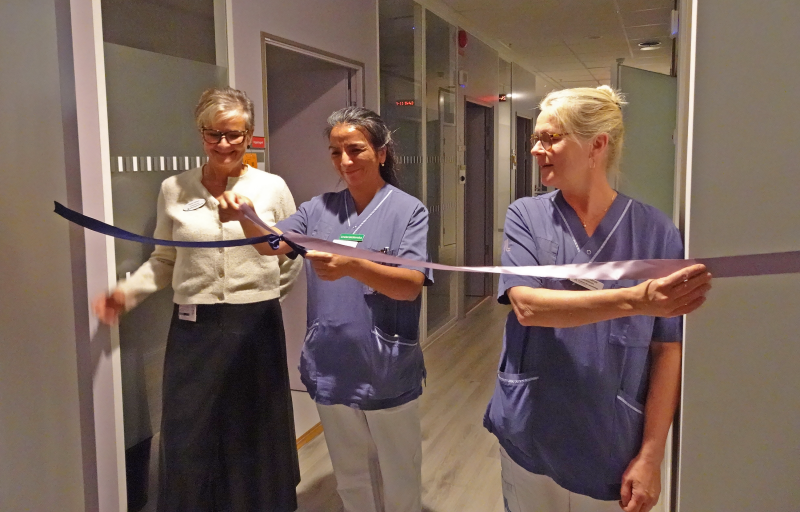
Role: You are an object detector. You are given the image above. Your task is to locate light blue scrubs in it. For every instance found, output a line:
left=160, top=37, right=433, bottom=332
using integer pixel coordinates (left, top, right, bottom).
left=276, top=183, right=433, bottom=410
left=484, top=190, right=683, bottom=501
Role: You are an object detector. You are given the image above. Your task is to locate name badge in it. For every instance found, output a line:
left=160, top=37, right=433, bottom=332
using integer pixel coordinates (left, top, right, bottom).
left=570, top=278, right=604, bottom=291
left=333, top=239, right=359, bottom=248
left=178, top=304, right=197, bottom=322
left=183, top=198, right=206, bottom=211
left=334, top=233, right=364, bottom=248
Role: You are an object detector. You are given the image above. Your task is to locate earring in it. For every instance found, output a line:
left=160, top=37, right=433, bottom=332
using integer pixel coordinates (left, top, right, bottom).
left=380, top=162, right=385, bottom=167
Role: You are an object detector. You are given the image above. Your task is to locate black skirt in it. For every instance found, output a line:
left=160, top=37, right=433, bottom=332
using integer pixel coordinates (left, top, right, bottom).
left=157, top=299, right=299, bottom=512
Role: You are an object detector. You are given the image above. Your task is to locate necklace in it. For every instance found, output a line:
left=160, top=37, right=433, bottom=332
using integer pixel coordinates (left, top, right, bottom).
left=576, top=192, right=617, bottom=228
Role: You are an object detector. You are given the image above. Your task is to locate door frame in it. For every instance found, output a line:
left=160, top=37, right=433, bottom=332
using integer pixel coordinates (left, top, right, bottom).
left=260, top=32, right=365, bottom=172
left=463, top=98, right=495, bottom=310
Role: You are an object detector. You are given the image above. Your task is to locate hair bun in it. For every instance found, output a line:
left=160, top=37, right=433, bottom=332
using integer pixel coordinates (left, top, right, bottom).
left=596, top=85, right=627, bottom=108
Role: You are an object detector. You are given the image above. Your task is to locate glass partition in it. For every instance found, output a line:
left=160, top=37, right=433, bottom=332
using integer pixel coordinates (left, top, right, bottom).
left=424, top=11, right=458, bottom=333
left=101, top=0, right=227, bottom=508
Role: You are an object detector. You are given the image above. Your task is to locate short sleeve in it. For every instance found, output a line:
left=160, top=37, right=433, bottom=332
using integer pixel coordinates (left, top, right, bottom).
left=652, top=224, right=685, bottom=342
left=397, top=203, right=434, bottom=286
left=275, top=198, right=311, bottom=236
left=497, top=202, right=547, bottom=304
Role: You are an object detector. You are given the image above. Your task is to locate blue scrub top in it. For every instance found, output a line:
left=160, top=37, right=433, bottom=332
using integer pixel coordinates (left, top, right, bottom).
left=484, top=190, right=683, bottom=501
left=276, top=183, right=433, bottom=410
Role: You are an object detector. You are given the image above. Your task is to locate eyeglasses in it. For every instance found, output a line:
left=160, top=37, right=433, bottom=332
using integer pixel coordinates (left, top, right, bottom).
left=201, top=128, right=248, bottom=145
left=531, top=132, right=570, bottom=150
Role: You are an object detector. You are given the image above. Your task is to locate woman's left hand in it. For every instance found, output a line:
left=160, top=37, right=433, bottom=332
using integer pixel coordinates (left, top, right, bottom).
left=619, top=454, right=661, bottom=512
left=305, top=250, right=355, bottom=281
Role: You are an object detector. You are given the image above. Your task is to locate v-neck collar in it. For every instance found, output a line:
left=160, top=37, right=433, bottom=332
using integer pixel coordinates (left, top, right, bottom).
left=344, top=183, right=392, bottom=231
left=552, top=190, right=632, bottom=264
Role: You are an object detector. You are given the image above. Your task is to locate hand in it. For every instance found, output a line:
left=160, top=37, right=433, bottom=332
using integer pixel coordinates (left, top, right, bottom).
left=92, top=289, right=126, bottom=325
left=633, top=264, right=712, bottom=317
left=218, top=191, right=254, bottom=223
left=619, top=455, right=661, bottom=512
left=305, top=250, right=355, bottom=281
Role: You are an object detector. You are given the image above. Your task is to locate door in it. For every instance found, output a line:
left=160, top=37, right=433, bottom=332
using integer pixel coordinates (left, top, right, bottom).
left=464, top=101, right=494, bottom=310
left=515, top=115, right=533, bottom=199
left=263, top=38, right=363, bottom=393
left=617, top=65, right=677, bottom=218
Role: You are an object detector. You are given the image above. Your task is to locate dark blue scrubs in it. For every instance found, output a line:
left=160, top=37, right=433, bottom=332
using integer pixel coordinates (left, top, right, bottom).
left=484, top=190, right=683, bottom=501
left=277, top=183, right=433, bottom=411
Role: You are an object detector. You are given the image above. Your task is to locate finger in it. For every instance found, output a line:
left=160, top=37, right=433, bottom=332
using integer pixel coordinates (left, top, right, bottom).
left=668, top=295, right=707, bottom=317
left=671, top=282, right=712, bottom=310
left=623, top=494, right=642, bottom=512
left=665, top=264, right=707, bottom=289
left=620, top=479, right=633, bottom=507
left=217, top=195, right=228, bottom=210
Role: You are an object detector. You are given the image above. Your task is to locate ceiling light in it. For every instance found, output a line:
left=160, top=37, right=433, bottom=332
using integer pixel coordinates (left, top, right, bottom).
left=638, top=41, right=662, bottom=51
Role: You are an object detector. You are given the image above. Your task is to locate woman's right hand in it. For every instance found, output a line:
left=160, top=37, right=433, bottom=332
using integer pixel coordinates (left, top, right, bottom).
left=92, top=289, right=126, bottom=325
left=218, top=191, right=254, bottom=223
left=633, top=264, right=712, bottom=318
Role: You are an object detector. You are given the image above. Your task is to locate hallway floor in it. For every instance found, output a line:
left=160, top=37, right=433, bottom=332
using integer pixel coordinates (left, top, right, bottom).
left=296, top=300, right=510, bottom=512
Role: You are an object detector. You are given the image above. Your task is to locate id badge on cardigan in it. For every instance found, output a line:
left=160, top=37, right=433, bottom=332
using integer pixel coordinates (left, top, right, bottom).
left=178, top=304, right=197, bottom=322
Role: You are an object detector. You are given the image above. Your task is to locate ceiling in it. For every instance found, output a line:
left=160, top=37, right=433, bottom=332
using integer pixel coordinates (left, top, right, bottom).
left=435, top=0, right=675, bottom=95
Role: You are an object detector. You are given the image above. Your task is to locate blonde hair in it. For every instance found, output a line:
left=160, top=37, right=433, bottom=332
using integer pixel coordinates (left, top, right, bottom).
left=539, top=85, right=627, bottom=174
left=194, top=87, right=255, bottom=133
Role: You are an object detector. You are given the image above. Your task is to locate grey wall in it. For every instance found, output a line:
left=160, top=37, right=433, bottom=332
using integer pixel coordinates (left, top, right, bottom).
left=0, top=1, right=86, bottom=510
left=677, top=1, right=800, bottom=510
left=230, top=0, right=379, bottom=136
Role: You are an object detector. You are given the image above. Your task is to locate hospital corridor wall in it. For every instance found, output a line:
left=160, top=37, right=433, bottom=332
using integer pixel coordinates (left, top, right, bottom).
left=676, top=0, right=800, bottom=510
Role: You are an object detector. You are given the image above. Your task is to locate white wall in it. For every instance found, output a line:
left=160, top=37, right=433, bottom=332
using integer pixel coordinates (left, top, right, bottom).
left=230, top=0, right=380, bottom=137
left=678, top=1, right=800, bottom=510
left=0, top=1, right=86, bottom=510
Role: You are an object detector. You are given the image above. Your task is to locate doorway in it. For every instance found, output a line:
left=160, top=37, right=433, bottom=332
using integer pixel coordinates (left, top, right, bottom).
left=262, top=35, right=364, bottom=401
left=515, top=115, right=533, bottom=200
left=464, top=101, right=494, bottom=311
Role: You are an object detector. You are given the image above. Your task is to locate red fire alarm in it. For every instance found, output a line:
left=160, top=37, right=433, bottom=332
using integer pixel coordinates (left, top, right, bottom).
left=458, top=29, right=468, bottom=49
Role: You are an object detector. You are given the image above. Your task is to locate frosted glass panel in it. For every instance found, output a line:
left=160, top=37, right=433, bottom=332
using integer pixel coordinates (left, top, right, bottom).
left=104, top=42, right=227, bottom=447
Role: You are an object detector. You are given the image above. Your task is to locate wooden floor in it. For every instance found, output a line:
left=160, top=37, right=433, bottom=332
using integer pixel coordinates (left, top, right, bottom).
left=296, top=300, right=511, bottom=512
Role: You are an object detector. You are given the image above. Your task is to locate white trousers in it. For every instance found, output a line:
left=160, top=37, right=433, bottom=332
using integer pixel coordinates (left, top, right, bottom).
left=316, top=399, right=422, bottom=512
left=500, top=447, right=621, bottom=512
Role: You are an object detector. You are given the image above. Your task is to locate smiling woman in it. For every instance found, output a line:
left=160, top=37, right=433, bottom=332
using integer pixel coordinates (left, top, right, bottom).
left=219, top=106, right=434, bottom=512
left=92, top=87, right=304, bottom=511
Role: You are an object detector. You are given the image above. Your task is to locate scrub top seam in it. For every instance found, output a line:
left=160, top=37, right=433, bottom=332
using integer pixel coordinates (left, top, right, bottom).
left=589, top=198, right=633, bottom=263
left=551, top=197, right=581, bottom=251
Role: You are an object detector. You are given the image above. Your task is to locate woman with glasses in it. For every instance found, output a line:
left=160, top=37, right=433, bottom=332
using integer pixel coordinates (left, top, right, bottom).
left=219, top=106, right=432, bottom=512
left=484, top=86, right=712, bottom=512
left=93, top=87, right=303, bottom=511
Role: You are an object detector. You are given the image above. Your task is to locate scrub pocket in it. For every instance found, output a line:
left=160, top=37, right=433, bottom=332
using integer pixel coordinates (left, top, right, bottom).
left=368, top=325, right=423, bottom=400
left=607, top=316, right=652, bottom=481
left=609, top=389, right=645, bottom=482
left=487, top=370, right=542, bottom=458
left=298, top=321, right=320, bottom=389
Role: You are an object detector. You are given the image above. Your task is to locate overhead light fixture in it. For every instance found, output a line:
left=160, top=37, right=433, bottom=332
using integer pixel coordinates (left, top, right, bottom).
left=638, top=41, right=662, bottom=51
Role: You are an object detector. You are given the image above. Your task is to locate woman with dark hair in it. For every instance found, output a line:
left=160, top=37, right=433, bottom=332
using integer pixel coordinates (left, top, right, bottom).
left=219, top=106, right=432, bottom=512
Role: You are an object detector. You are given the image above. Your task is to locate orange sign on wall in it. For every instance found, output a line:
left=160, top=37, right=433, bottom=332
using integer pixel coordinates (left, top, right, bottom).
left=243, top=153, right=258, bottom=168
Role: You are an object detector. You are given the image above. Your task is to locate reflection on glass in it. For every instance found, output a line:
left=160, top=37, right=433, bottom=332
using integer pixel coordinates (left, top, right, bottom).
left=425, top=11, right=458, bottom=333
left=379, top=0, right=423, bottom=199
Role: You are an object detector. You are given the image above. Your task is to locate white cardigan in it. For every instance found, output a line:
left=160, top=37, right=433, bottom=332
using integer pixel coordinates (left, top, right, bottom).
left=116, top=166, right=302, bottom=309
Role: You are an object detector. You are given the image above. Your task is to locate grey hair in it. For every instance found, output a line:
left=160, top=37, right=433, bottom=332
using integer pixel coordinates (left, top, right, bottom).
left=325, top=107, right=398, bottom=187
left=539, top=85, right=627, bottom=175
left=194, top=87, right=255, bottom=133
